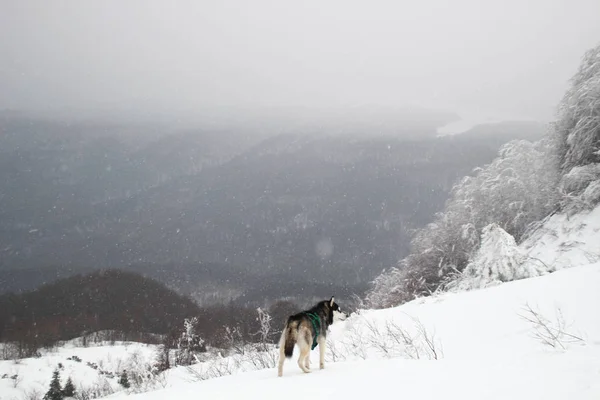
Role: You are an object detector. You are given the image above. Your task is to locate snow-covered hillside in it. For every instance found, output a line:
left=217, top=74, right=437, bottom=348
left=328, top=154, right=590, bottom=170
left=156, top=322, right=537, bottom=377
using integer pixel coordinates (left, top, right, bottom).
left=108, top=262, right=600, bottom=400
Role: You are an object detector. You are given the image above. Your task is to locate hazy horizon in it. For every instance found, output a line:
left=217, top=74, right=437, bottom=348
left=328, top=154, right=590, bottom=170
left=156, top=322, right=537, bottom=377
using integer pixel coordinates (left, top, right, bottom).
left=2, top=0, right=599, bottom=124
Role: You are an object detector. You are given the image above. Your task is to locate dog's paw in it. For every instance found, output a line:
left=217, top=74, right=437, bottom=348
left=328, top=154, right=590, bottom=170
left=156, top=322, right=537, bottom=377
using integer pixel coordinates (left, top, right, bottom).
left=320, top=363, right=325, bottom=370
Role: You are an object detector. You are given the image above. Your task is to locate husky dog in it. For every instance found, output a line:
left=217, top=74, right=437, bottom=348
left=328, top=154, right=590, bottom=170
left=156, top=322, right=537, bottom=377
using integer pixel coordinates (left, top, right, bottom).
left=277, top=296, right=343, bottom=377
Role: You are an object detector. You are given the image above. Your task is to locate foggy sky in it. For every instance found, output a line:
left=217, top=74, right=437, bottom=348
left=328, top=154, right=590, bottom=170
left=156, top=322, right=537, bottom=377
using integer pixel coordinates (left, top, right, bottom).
left=1, top=0, right=599, bottom=122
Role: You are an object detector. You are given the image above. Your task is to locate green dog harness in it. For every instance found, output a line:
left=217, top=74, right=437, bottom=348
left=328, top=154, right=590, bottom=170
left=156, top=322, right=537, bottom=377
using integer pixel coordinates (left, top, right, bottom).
left=305, top=312, right=321, bottom=350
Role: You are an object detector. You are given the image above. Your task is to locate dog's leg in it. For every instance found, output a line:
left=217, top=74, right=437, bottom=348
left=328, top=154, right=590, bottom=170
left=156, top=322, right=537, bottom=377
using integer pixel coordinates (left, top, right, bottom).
left=304, top=353, right=310, bottom=370
left=277, top=343, right=286, bottom=377
left=295, top=329, right=311, bottom=373
left=277, top=329, right=289, bottom=377
left=298, top=345, right=311, bottom=373
left=296, top=333, right=311, bottom=374
left=318, top=336, right=326, bottom=369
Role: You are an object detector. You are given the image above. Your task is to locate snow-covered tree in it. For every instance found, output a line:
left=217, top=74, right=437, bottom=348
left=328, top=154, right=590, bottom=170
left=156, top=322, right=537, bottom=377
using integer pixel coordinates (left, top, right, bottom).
left=366, top=42, right=599, bottom=309
left=446, top=138, right=560, bottom=241
left=175, top=316, right=205, bottom=366
left=557, top=42, right=600, bottom=171
left=365, top=266, right=409, bottom=308
left=447, top=223, right=546, bottom=291
left=43, top=369, right=63, bottom=400
left=154, top=343, right=171, bottom=373
left=255, top=307, right=272, bottom=350
left=560, top=164, right=600, bottom=212
left=366, top=137, right=560, bottom=308
left=555, top=42, right=600, bottom=211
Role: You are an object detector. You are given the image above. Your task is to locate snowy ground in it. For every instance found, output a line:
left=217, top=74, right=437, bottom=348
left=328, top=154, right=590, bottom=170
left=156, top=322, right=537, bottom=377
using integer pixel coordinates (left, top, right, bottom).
left=0, top=341, right=159, bottom=400
left=106, top=349, right=600, bottom=400
left=101, top=263, right=600, bottom=400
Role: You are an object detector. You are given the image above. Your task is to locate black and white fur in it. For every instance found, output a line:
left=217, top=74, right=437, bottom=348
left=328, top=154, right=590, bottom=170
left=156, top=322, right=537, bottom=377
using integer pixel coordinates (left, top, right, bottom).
left=277, top=296, right=343, bottom=377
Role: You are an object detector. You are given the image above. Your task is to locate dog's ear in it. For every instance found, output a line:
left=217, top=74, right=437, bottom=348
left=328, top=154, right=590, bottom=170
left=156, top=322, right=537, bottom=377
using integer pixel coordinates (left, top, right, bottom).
left=330, top=296, right=335, bottom=307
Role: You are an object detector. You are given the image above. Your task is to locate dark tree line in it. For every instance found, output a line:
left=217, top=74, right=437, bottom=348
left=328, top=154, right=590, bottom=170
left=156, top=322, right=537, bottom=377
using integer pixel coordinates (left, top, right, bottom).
left=0, top=269, right=200, bottom=352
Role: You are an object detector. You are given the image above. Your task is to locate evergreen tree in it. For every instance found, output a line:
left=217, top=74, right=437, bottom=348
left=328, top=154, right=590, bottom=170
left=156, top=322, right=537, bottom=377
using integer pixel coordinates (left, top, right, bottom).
left=43, top=369, right=64, bottom=400
left=62, top=377, right=76, bottom=398
left=118, top=370, right=130, bottom=389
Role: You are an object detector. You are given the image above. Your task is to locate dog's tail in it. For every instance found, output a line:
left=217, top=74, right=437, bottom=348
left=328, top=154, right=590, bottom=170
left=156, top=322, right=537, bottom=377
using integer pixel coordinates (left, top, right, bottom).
left=279, top=317, right=296, bottom=358
left=283, top=322, right=295, bottom=358
left=278, top=319, right=295, bottom=377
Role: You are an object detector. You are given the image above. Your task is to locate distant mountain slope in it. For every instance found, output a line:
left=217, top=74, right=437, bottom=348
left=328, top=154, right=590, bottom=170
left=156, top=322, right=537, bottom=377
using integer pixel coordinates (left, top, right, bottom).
left=0, top=113, right=547, bottom=301
left=43, top=130, right=540, bottom=280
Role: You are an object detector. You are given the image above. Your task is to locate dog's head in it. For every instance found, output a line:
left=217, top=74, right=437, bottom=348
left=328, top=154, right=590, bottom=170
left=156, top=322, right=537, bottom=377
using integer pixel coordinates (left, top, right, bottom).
left=325, top=296, right=348, bottom=324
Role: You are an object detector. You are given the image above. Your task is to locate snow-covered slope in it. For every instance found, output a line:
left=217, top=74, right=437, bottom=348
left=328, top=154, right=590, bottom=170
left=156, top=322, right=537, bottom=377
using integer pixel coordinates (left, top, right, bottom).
left=101, top=262, right=600, bottom=400
left=521, top=203, right=600, bottom=271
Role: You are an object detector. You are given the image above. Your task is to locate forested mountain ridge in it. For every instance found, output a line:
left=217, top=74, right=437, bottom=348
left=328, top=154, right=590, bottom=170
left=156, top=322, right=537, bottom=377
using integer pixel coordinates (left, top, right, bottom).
left=0, top=269, right=202, bottom=348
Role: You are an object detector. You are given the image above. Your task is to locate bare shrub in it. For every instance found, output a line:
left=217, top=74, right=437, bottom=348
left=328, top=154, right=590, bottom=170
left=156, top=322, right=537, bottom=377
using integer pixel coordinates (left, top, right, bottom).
left=347, top=315, right=443, bottom=361
left=224, top=326, right=247, bottom=356
left=24, top=388, right=43, bottom=400
left=325, top=337, right=347, bottom=363
left=518, top=302, right=585, bottom=349
left=119, top=349, right=170, bottom=394
left=342, top=323, right=369, bottom=360
left=412, top=317, right=443, bottom=360
left=10, top=370, right=22, bottom=388
left=245, top=345, right=278, bottom=370
left=75, top=377, right=115, bottom=400
left=183, top=364, right=205, bottom=382
left=364, top=319, right=396, bottom=357
left=192, top=357, right=236, bottom=381
left=127, top=369, right=170, bottom=394
left=182, top=352, right=240, bottom=382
